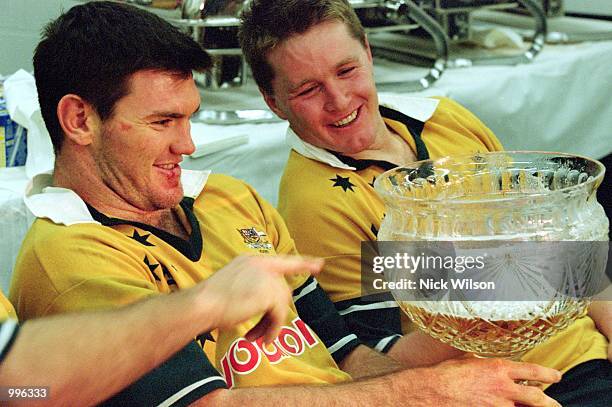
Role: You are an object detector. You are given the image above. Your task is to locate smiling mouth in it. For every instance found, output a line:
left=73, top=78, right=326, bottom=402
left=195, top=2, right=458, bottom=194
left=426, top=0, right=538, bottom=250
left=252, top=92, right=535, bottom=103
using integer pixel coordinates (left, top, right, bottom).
left=155, top=163, right=179, bottom=170
left=332, top=108, right=359, bottom=128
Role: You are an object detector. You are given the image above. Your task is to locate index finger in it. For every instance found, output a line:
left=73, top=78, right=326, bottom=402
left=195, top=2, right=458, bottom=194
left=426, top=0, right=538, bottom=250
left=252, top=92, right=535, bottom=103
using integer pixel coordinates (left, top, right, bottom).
left=249, top=255, right=324, bottom=276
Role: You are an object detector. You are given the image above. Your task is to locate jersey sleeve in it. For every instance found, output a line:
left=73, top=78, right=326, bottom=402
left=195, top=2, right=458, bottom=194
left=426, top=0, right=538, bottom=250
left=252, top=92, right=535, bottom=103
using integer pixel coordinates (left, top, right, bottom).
left=100, top=341, right=227, bottom=407
left=292, top=276, right=363, bottom=363
left=0, top=320, right=20, bottom=363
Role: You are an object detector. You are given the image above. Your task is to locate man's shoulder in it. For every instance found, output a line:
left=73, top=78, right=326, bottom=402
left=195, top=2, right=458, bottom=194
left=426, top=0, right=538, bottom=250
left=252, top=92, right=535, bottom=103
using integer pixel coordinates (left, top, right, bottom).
left=425, top=96, right=502, bottom=152
left=428, top=96, right=478, bottom=122
left=281, top=150, right=343, bottom=190
left=11, top=219, right=120, bottom=319
left=26, top=217, right=96, bottom=239
left=19, top=217, right=113, bottom=257
left=279, top=152, right=370, bottom=219
left=201, top=173, right=252, bottom=195
left=285, top=149, right=336, bottom=170
left=196, top=173, right=273, bottom=215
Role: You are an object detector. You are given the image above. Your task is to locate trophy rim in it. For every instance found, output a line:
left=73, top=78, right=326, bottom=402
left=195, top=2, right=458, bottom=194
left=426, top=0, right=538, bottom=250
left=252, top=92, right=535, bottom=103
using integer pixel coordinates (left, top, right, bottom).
left=373, top=150, right=606, bottom=205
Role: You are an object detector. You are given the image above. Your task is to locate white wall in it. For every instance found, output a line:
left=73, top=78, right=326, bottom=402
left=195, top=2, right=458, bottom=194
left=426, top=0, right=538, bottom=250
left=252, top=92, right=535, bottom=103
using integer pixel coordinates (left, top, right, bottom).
left=565, top=0, right=612, bottom=15
left=0, top=0, right=81, bottom=76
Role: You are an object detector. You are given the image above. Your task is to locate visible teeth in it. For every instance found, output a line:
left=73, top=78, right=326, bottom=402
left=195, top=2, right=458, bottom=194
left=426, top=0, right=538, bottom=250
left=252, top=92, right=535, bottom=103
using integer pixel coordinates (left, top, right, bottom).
left=157, top=164, right=175, bottom=170
left=333, top=109, right=358, bottom=127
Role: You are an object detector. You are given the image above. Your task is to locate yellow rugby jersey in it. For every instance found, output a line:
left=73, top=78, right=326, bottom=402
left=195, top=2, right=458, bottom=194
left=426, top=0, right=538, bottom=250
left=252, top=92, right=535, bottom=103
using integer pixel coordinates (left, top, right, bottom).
left=11, top=170, right=353, bottom=403
left=278, top=96, right=608, bottom=377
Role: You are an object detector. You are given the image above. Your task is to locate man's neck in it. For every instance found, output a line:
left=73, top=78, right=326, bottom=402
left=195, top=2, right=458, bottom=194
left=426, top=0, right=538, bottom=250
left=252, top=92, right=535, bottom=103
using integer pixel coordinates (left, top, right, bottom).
left=53, top=153, right=189, bottom=238
left=347, top=125, right=416, bottom=165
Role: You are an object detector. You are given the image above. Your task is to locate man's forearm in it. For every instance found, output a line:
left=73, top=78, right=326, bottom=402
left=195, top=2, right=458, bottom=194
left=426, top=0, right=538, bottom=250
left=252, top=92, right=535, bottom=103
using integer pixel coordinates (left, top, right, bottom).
left=194, top=357, right=563, bottom=407
left=190, top=345, right=413, bottom=406
left=196, top=367, right=430, bottom=407
left=0, top=289, right=207, bottom=406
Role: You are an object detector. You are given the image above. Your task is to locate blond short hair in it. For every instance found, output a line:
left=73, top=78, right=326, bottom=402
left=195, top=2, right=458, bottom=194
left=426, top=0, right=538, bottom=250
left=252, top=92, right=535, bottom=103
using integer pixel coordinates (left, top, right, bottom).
left=239, top=0, right=366, bottom=95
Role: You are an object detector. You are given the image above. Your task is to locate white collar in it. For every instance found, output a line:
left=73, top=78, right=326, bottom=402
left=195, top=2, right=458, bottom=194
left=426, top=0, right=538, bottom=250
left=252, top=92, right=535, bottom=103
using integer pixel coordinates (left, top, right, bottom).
left=285, top=95, right=440, bottom=170
left=24, top=169, right=211, bottom=226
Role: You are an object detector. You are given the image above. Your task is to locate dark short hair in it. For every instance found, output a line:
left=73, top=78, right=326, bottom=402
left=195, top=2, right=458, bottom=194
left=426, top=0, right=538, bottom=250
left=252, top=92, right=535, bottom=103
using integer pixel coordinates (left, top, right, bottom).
left=239, top=0, right=366, bottom=95
left=34, top=1, right=212, bottom=153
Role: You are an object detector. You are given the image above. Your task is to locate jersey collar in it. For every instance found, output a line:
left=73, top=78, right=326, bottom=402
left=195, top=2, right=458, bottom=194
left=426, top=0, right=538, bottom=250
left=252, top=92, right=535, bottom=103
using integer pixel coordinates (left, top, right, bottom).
left=24, top=169, right=211, bottom=226
left=285, top=95, right=439, bottom=170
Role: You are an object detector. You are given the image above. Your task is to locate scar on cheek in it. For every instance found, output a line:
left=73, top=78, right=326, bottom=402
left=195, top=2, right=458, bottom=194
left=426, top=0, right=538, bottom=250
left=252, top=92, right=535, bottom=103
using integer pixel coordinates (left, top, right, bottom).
left=119, top=122, right=133, bottom=132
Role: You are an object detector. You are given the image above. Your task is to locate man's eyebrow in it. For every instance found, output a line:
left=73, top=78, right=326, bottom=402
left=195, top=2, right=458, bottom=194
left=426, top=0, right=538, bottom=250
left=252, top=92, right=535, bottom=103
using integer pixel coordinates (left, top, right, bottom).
left=336, top=56, right=358, bottom=68
left=147, top=111, right=184, bottom=119
left=146, top=105, right=201, bottom=119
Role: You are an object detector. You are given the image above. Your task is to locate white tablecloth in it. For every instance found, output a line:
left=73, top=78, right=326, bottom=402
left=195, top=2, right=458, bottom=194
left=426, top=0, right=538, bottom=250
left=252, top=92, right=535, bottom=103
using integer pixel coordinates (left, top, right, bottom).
left=0, top=167, right=33, bottom=293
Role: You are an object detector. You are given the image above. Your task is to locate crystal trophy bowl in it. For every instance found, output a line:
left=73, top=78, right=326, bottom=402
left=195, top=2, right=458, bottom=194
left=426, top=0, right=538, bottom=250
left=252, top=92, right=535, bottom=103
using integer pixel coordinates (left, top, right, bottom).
left=373, top=151, right=609, bottom=359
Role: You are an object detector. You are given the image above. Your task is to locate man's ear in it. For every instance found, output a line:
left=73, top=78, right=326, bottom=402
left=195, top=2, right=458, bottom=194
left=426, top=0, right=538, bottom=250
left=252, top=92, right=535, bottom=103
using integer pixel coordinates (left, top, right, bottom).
left=56, top=94, right=100, bottom=146
left=260, top=88, right=288, bottom=121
